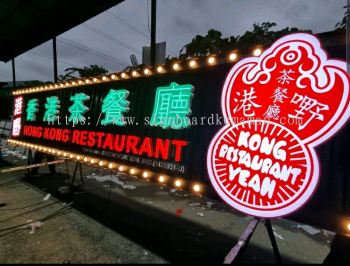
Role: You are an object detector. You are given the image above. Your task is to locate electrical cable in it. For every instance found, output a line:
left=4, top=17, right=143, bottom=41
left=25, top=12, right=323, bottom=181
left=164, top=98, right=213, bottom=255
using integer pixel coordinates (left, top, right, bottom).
left=0, top=200, right=60, bottom=223
left=82, top=23, right=142, bottom=55
left=28, top=52, right=79, bottom=67
left=0, top=203, right=73, bottom=234
left=106, top=10, right=150, bottom=40
left=58, top=38, right=129, bottom=67
left=0, top=201, right=44, bottom=211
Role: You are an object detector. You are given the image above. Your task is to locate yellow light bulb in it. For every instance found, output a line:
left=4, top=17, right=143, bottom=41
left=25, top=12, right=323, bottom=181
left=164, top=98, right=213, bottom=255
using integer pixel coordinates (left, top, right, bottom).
left=173, top=63, right=179, bottom=70
left=108, top=163, right=114, bottom=169
left=253, top=48, right=262, bottom=56
left=189, top=60, right=196, bottom=68
left=121, top=73, right=126, bottom=78
left=144, top=68, right=150, bottom=75
left=102, top=76, right=108, bottom=81
left=143, top=171, right=149, bottom=178
left=158, top=175, right=165, bottom=183
left=229, top=53, right=237, bottom=61
left=132, top=71, right=137, bottom=77
left=111, top=74, right=117, bottom=80
left=157, top=66, right=164, bottom=73
left=208, top=56, right=216, bottom=65
left=99, top=161, right=104, bottom=167
left=175, top=180, right=182, bottom=187
left=193, top=184, right=201, bottom=193
left=119, top=165, right=124, bottom=171
left=130, top=168, right=136, bottom=175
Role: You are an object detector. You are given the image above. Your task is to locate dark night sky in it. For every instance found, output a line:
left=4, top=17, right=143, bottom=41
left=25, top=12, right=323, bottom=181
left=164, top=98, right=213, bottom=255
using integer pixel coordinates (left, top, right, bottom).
left=0, top=0, right=346, bottom=82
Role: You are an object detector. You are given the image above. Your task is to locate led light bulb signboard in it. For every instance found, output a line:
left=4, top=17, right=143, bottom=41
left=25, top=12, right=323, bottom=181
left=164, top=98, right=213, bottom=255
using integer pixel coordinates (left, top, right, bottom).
left=9, top=33, right=350, bottom=220
left=207, top=33, right=350, bottom=218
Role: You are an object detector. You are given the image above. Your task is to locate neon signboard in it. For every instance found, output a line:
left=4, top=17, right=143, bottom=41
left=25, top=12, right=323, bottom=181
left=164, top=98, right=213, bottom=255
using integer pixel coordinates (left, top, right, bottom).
left=207, top=33, right=350, bottom=218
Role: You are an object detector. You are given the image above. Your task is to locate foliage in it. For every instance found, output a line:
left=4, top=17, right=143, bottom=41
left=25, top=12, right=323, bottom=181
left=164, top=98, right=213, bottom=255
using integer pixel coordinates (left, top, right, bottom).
left=58, top=64, right=108, bottom=81
left=335, top=5, right=348, bottom=30
left=176, top=22, right=311, bottom=60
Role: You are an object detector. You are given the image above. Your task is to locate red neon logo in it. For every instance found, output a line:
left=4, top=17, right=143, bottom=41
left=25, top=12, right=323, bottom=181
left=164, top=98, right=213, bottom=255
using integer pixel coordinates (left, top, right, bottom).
left=207, top=33, right=350, bottom=218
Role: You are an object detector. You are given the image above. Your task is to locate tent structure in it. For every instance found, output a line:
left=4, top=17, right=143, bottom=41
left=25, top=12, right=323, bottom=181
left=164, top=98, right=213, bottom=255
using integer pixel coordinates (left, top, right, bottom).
left=0, top=0, right=125, bottom=86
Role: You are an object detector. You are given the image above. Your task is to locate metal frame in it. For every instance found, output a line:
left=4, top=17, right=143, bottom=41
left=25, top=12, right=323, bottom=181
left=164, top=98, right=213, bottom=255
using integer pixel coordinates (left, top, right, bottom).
left=224, top=218, right=281, bottom=264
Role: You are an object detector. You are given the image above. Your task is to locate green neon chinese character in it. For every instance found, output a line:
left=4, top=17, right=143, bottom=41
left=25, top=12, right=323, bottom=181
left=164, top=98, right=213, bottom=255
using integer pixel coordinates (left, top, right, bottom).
left=68, top=93, right=90, bottom=124
left=150, top=82, right=194, bottom=129
left=101, top=89, right=130, bottom=126
left=26, top=98, right=39, bottom=121
left=43, top=96, right=60, bottom=122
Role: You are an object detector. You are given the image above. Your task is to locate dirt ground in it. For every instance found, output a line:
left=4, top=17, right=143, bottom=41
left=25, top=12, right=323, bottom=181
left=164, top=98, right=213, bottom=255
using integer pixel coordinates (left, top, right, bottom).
left=0, top=144, right=337, bottom=263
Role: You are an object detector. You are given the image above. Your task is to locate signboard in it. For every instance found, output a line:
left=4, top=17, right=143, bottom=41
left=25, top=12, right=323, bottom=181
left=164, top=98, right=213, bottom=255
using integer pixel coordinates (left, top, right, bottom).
left=9, top=32, right=350, bottom=221
left=10, top=62, right=233, bottom=185
left=207, top=33, right=350, bottom=218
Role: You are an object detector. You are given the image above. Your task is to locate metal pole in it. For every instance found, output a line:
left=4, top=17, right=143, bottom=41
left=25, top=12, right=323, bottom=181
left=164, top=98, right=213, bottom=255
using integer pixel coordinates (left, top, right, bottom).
left=53, top=37, right=58, bottom=82
left=224, top=218, right=260, bottom=264
left=11, top=58, right=16, bottom=89
left=264, top=219, right=282, bottom=263
left=150, top=0, right=157, bottom=66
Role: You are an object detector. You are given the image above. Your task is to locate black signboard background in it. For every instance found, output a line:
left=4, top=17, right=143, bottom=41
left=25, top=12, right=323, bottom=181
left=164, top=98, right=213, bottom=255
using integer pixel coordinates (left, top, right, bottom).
left=18, top=64, right=231, bottom=184
left=15, top=57, right=350, bottom=228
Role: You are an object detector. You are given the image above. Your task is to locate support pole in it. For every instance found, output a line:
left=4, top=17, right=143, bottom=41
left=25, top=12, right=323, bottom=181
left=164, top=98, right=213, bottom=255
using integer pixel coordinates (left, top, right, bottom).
left=53, top=37, right=58, bottom=82
left=11, top=58, right=16, bottom=89
left=263, top=219, right=282, bottom=263
left=223, top=218, right=282, bottom=264
left=224, top=218, right=259, bottom=264
left=150, top=0, right=157, bottom=66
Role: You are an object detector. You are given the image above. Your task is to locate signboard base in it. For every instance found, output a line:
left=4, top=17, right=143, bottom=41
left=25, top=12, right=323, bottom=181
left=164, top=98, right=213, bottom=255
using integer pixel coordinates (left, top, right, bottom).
left=223, top=218, right=281, bottom=264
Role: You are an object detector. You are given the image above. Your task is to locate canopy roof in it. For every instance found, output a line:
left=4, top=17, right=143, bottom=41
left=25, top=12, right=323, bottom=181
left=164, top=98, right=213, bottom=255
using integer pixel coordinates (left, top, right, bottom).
left=0, top=0, right=124, bottom=62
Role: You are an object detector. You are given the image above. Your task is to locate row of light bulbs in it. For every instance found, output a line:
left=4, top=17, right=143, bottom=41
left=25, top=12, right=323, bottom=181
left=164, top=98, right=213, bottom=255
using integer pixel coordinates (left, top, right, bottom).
left=12, top=48, right=263, bottom=96
left=7, top=139, right=203, bottom=194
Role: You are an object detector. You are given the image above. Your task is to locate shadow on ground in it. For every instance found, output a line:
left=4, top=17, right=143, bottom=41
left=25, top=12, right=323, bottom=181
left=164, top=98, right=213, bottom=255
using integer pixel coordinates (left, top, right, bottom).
left=19, top=171, right=301, bottom=264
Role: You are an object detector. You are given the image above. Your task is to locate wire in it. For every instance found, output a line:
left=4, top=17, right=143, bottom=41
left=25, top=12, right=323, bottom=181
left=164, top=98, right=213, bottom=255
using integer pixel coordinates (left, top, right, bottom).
left=0, top=203, right=73, bottom=234
left=0, top=201, right=60, bottom=224
left=58, top=38, right=129, bottom=68
left=0, top=201, right=43, bottom=211
left=106, top=11, right=150, bottom=40
left=82, top=23, right=141, bottom=55
left=146, top=0, right=151, bottom=38
left=28, top=52, right=79, bottom=68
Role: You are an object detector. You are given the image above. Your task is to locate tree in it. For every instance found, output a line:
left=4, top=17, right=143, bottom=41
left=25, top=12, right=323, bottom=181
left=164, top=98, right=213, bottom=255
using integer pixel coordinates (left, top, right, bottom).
left=335, top=5, right=348, bottom=30
left=58, top=64, right=108, bottom=81
left=177, top=22, right=311, bottom=60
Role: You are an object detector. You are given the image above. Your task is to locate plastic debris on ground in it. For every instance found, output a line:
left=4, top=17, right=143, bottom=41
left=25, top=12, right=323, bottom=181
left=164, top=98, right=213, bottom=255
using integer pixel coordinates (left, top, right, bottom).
left=272, top=226, right=285, bottom=240
left=58, top=186, right=70, bottom=194
left=273, top=231, right=284, bottom=240
left=42, top=193, right=51, bottom=201
left=175, top=208, right=183, bottom=217
left=197, top=213, right=204, bottom=217
left=22, top=220, right=44, bottom=234
left=297, top=225, right=321, bottom=235
left=188, top=203, right=201, bottom=207
left=206, top=202, right=214, bottom=208
left=85, top=174, right=136, bottom=190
